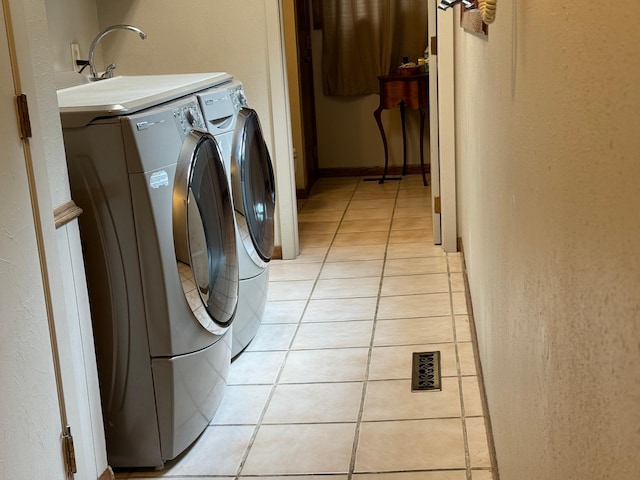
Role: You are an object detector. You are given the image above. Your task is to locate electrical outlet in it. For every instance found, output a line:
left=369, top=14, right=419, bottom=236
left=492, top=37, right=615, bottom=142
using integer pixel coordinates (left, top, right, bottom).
left=71, top=43, right=81, bottom=73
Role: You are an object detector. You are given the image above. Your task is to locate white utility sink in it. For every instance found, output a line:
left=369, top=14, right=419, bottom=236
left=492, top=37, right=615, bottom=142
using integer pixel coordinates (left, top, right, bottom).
left=57, top=72, right=232, bottom=127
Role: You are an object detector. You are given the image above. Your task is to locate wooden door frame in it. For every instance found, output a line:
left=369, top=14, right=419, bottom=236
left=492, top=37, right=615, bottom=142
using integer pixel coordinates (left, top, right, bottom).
left=267, top=0, right=300, bottom=259
left=294, top=0, right=319, bottom=197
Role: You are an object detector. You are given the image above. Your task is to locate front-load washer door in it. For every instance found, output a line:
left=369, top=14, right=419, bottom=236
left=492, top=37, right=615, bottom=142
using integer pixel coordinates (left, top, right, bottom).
left=231, top=107, right=276, bottom=268
left=173, top=130, right=238, bottom=332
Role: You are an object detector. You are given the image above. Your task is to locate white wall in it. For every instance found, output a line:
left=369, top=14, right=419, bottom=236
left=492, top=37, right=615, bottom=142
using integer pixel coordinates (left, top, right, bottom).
left=454, top=2, right=640, bottom=479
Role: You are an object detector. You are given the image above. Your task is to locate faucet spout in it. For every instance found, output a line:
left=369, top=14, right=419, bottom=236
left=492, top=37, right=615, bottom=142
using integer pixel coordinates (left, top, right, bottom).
left=88, top=24, right=147, bottom=79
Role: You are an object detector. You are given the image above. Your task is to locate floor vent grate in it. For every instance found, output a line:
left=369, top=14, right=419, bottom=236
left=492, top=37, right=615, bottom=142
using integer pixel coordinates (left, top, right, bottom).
left=411, top=351, right=442, bottom=392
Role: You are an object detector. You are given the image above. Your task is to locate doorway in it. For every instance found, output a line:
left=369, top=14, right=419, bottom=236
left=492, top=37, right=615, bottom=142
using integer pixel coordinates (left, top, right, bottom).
left=284, top=0, right=457, bottom=251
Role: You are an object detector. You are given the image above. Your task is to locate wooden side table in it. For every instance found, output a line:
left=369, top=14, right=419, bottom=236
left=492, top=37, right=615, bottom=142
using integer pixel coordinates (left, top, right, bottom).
left=373, top=73, right=429, bottom=185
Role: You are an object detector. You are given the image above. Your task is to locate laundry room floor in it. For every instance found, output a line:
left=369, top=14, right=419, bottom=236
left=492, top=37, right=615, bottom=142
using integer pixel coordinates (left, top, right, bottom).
left=116, top=174, right=495, bottom=480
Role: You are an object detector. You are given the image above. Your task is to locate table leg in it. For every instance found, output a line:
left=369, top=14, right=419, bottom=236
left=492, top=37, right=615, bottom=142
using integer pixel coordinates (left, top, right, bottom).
left=374, top=105, right=390, bottom=184
left=400, top=101, right=407, bottom=176
left=419, top=108, right=428, bottom=186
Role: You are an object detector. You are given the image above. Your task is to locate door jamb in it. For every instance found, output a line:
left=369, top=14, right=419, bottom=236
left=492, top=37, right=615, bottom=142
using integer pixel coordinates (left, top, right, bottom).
left=267, top=0, right=300, bottom=260
left=437, top=7, right=458, bottom=252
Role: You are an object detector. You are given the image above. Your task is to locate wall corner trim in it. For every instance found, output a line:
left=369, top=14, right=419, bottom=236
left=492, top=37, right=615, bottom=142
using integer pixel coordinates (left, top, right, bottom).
left=98, top=466, right=115, bottom=480
left=53, top=200, right=82, bottom=229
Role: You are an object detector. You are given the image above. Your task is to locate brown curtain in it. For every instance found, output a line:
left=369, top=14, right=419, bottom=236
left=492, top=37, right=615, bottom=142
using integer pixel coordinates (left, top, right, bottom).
left=322, top=0, right=428, bottom=96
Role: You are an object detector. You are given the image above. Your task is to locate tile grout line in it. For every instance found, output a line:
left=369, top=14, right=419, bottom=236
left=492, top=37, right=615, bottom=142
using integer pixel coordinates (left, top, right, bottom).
left=347, top=178, right=401, bottom=480
left=233, top=179, right=360, bottom=478
left=449, top=254, right=473, bottom=480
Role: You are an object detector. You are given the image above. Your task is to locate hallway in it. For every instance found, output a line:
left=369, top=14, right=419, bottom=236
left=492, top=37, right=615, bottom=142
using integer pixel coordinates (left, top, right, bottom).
left=116, top=175, right=495, bottom=479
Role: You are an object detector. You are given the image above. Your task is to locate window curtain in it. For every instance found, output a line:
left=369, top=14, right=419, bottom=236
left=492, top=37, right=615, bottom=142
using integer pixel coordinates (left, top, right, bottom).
left=322, top=0, right=429, bottom=96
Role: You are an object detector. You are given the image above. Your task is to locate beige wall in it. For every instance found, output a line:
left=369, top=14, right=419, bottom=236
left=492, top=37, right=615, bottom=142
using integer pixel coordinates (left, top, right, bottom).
left=44, top=0, right=99, bottom=75
left=454, top=2, right=640, bottom=479
left=94, top=0, right=271, bottom=132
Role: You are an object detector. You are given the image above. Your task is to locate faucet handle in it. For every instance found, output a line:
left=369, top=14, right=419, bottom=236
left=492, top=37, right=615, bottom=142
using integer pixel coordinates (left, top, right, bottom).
left=101, top=63, right=117, bottom=79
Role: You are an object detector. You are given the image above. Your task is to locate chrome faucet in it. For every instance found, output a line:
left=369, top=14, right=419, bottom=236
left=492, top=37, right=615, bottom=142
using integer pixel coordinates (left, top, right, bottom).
left=88, top=24, right=147, bottom=80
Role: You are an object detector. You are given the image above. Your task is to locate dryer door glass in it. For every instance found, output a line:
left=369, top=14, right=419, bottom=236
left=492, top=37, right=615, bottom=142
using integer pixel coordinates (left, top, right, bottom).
left=234, top=108, right=276, bottom=263
left=174, top=132, right=238, bottom=331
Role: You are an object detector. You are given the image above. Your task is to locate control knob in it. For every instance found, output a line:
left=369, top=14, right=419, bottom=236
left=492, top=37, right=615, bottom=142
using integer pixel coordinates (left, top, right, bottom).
left=185, top=107, right=197, bottom=126
left=237, top=90, right=248, bottom=107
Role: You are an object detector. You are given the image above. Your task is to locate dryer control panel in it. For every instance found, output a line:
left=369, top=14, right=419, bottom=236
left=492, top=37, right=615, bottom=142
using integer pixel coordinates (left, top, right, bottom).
left=229, top=84, right=248, bottom=111
left=173, top=100, right=205, bottom=135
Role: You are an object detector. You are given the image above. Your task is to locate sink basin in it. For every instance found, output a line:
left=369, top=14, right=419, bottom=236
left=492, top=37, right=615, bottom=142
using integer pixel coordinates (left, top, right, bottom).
left=57, top=72, right=232, bottom=127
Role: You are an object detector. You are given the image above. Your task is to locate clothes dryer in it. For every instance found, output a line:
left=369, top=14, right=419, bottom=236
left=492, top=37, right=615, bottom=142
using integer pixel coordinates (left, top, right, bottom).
left=58, top=74, right=237, bottom=468
left=197, top=82, right=276, bottom=357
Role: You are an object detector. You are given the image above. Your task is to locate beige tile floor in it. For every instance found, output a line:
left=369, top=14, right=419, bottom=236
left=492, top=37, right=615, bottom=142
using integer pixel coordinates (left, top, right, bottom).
left=117, top=175, right=495, bottom=480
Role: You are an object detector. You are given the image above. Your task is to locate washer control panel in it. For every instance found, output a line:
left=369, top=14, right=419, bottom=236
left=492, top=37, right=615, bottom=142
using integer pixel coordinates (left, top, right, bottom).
left=173, top=100, right=205, bottom=135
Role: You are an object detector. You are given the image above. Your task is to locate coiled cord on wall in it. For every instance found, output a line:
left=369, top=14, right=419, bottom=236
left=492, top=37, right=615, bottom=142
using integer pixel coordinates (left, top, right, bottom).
left=479, top=0, right=497, bottom=24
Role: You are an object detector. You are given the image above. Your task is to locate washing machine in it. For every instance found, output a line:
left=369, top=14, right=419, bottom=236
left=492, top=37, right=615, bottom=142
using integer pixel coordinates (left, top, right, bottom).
left=197, top=81, right=276, bottom=357
left=58, top=73, right=238, bottom=468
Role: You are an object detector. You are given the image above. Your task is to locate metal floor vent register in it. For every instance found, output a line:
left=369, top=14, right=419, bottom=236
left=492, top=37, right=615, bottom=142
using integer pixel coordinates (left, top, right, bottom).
left=411, top=351, right=442, bottom=391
